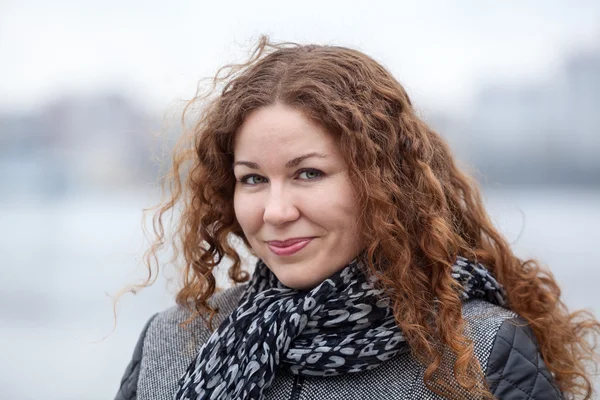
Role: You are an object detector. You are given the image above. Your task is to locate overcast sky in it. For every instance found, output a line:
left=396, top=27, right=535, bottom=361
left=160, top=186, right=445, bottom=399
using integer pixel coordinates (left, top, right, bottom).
left=1, top=0, right=599, bottom=116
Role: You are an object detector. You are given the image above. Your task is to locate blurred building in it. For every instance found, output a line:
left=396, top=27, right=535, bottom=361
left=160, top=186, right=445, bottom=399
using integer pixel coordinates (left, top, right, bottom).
left=1, top=44, right=599, bottom=202
left=462, top=44, right=600, bottom=185
left=0, top=93, right=161, bottom=201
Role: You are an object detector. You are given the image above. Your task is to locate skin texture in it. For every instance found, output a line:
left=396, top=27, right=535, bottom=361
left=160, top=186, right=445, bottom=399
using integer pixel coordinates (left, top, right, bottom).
left=233, top=103, right=363, bottom=290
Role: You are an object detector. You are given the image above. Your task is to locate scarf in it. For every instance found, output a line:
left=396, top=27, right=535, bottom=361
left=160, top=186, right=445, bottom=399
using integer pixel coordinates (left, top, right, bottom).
left=175, top=256, right=506, bottom=400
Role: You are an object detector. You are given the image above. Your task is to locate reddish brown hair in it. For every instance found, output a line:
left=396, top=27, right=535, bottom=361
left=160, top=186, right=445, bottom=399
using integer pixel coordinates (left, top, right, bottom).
left=133, top=36, right=599, bottom=399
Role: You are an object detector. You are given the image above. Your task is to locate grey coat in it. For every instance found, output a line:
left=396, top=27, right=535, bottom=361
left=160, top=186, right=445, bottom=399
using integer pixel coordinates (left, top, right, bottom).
left=115, top=284, right=563, bottom=400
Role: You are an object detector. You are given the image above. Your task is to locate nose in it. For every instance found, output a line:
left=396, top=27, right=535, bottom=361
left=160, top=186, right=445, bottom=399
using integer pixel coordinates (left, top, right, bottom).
left=263, top=185, right=300, bottom=226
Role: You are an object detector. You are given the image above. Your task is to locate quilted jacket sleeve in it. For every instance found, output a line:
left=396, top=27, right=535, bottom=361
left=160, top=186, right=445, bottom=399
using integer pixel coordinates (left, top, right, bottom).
left=486, top=318, right=563, bottom=399
left=114, top=314, right=158, bottom=400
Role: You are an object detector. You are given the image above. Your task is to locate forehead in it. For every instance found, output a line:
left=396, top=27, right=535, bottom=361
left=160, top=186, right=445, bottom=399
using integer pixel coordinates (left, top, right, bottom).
left=233, top=104, right=340, bottom=163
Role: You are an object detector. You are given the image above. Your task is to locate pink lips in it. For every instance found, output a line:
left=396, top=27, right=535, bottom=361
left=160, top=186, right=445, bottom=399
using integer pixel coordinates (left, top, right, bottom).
left=267, top=237, right=313, bottom=256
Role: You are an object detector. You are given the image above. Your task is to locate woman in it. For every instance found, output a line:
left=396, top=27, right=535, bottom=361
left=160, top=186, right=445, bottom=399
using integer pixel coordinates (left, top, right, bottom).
left=115, top=36, right=599, bottom=399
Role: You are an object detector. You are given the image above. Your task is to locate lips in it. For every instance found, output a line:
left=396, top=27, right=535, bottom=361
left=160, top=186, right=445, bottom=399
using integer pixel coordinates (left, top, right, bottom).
left=267, top=237, right=312, bottom=247
left=267, top=237, right=313, bottom=256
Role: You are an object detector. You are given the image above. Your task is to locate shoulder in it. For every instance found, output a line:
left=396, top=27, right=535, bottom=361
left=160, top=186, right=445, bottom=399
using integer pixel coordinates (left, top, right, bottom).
left=144, top=282, right=248, bottom=355
left=461, top=300, right=563, bottom=399
left=150, top=283, right=247, bottom=333
left=486, top=315, right=564, bottom=399
left=114, top=313, right=157, bottom=400
left=114, top=284, right=247, bottom=400
left=460, top=299, right=517, bottom=370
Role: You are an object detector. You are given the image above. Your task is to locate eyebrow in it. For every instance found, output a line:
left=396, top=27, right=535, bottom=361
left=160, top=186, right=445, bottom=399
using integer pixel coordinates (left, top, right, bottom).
left=233, top=152, right=329, bottom=169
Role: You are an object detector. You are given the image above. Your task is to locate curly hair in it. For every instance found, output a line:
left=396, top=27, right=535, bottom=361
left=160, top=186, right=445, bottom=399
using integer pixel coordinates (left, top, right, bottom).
left=132, top=36, right=600, bottom=399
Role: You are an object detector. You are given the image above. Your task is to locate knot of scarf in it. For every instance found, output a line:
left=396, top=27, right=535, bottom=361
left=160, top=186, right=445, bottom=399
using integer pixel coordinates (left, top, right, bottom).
left=175, top=256, right=506, bottom=400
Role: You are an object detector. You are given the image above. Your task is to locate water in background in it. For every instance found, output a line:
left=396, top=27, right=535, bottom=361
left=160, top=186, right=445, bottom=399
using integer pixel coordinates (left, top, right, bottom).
left=0, top=187, right=598, bottom=399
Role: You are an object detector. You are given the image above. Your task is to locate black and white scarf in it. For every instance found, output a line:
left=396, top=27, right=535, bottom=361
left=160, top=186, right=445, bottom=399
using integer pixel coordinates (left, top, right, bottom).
left=175, top=256, right=506, bottom=400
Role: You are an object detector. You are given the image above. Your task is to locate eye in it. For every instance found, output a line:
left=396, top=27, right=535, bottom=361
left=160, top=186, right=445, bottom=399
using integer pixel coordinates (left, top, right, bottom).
left=297, top=169, right=323, bottom=180
left=240, top=174, right=268, bottom=185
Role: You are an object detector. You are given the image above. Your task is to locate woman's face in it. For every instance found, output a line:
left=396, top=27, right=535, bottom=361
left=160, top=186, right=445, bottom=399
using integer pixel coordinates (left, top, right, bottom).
left=233, top=103, right=363, bottom=290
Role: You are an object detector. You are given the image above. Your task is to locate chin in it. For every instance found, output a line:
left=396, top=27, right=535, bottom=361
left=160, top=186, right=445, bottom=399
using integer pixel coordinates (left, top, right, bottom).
left=276, top=275, right=308, bottom=290
left=273, top=269, right=318, bottom=291
left=261, top=252, right=327, bottom=290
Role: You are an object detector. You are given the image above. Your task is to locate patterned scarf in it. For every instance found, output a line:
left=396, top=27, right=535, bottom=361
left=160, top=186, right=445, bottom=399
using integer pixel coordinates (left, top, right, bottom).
left=175, top=256, right=506, bottom=400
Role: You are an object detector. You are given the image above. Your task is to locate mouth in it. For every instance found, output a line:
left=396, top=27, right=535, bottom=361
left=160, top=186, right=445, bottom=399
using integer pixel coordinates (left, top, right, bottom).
left=267, top=237, right=314, bottom=256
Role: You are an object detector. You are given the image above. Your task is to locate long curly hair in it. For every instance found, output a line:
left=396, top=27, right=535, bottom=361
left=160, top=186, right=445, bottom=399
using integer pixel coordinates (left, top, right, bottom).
left=135, top=36, right=599, bottom=399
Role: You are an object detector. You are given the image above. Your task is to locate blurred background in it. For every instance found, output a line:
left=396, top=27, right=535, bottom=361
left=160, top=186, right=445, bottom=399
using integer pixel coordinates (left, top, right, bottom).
left=1, top=0, right=599, bottom=398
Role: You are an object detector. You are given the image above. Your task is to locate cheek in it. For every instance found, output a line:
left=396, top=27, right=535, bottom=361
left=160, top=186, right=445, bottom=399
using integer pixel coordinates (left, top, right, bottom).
left=234, top=191, right=262, bottom=234
left=332, top=199, right=361, bottom=233
left=307, top=180, right=360, bottom=231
